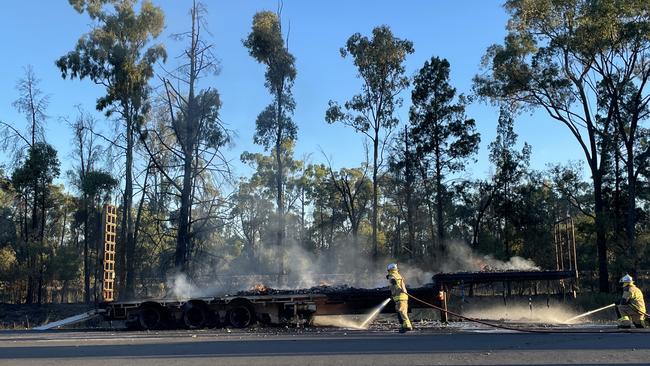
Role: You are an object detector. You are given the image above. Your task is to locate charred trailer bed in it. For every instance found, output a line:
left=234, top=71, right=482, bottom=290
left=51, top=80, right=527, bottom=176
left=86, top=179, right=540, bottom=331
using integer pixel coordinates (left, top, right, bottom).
left=99, top=285, right=441, bottom=330
left=431, top=270, right=579, bottom=322
left=432, top=270, right=577, bottom=286
left=100, top=293, right=328, bottom=330
left=97, top=272, right=576, bottom=330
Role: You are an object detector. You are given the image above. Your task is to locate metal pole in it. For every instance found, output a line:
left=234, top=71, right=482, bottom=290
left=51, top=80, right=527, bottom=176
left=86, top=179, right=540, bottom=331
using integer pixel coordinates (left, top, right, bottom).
left=564, top=221, right=568, bottom=270
left=571, top=217, right=578, bottom=278
left=558, top=223, right=564, bottom=271
left=440, top=288, right=448, bottom=323
left=554, top=223, right=560, bottom=270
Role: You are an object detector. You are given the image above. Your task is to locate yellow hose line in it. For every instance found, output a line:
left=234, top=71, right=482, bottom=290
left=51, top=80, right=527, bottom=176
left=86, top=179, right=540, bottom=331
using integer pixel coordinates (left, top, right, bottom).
left=406, top=293, right=641, bottom=334
left=406, top=293, right=541, bottom=333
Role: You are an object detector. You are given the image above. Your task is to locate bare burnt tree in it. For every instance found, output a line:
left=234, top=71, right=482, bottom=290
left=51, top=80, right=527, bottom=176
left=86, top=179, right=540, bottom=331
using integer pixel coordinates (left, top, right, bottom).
left=142, top=1, right=230, bottom=274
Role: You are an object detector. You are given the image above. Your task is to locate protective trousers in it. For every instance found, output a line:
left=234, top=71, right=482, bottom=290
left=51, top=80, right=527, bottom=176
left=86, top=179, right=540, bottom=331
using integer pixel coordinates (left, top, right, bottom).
left=617, top=304, right=646, bottom=328
left=395, top=300, right=412, bottom=330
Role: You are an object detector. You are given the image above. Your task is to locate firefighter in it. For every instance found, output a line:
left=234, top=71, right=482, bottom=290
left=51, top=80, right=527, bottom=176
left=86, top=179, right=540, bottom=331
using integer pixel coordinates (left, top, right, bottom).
left=616, top=274, right=646, bottom=329
left=386, top=263, right=413, bottom=333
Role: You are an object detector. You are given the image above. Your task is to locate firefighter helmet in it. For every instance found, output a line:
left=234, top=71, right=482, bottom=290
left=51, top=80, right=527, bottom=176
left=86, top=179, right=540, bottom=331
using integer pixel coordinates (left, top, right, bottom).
left=620, top=274, right=634, bottom=285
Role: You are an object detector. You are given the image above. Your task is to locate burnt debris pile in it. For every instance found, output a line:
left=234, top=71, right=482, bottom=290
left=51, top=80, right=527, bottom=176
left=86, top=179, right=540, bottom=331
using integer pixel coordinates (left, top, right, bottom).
left=234, top=284, right=392, bottom=297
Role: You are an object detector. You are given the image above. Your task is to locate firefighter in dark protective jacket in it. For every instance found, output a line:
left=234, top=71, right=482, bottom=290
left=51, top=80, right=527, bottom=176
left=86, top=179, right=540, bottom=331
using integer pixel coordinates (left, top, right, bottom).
left=386, top=263, right=413, bottom=332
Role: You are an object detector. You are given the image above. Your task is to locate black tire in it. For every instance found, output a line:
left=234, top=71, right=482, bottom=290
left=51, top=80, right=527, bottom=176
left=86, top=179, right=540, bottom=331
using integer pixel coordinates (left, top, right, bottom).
left=227, top=300, right=255, bottom=328
left=182, top=302, right=209, bottom=329
left=138, top=304, right=165, bottom=330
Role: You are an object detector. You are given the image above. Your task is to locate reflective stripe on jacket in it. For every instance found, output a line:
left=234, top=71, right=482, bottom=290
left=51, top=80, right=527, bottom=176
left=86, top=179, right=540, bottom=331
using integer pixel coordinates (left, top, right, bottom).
left=387, top=270, right=408, bottom=302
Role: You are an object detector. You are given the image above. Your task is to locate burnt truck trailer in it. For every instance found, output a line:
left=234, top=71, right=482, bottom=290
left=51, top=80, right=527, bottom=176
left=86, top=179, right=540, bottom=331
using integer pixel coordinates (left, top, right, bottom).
left=96, top=205, right=441, bottom=330
left=99, top=285, right=440, bottom=330
left=94, top=205, right=578, bottom=330
left=99, top=269, right=578, bottom=330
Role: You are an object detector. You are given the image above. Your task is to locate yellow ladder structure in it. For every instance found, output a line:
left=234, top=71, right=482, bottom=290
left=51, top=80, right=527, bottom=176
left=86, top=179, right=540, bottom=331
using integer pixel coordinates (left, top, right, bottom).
left=102, top=204, right=117, bottom=302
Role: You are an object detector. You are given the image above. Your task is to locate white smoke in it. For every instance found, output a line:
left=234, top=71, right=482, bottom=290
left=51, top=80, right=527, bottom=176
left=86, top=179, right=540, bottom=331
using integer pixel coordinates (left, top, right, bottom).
left=164, top=237, right=540, bottom=300
left=169, top=273, right=200, bottom=299
left=163, top=235, right=387, bottom=298
left=439, top=241, right=540, bottom=273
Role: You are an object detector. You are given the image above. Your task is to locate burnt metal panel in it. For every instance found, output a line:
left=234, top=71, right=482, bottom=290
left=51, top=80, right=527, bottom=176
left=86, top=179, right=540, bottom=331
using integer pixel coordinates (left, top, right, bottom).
left=432, top=270, right=577, bottom=285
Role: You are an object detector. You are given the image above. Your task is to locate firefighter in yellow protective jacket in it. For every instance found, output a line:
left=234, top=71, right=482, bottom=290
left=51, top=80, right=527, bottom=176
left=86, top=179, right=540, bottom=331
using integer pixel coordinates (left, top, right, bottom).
left=386, top=263, right=413, bottom=332
left=616, top=274, right=646, bottom=329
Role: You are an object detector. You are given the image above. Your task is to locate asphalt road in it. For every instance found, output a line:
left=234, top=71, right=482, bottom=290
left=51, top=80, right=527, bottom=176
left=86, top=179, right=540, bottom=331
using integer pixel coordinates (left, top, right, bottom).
left=1, top=328, right=649, bottom=366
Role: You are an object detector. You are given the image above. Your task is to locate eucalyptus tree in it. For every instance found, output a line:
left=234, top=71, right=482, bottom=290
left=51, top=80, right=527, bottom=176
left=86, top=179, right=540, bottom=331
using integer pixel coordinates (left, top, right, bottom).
left=326, top=25, right=413, bottom=259
left=409, top=57, right=479, bottom=253
left=56, top=0, right=166, bottom=298
left=143, top=1, right=229, bottom=273
left=327, top=166, right=372, bottom=249
left=243, top=10, right=297, bottom=278
left=488, top=108, right=531, bottom=258
left=387, top=127, right=419, bottom=258
left=2, top=67, right=52, bottom=304
left=3, top=67, right=49, bottom=249
left=232, top=178, right=273, bottom=265
left=7, top=66, right=48, bottom=150
left=11, top=143, right=60, bottom=303
left=602, top=82, right=650, bottom=272
left=474, top=0, right=650, bottom=291
left=240, top=141, right=302, bottom=275
left=306, top=164, right=332, bottom=251
left=68, top=112, right=116, bottom=303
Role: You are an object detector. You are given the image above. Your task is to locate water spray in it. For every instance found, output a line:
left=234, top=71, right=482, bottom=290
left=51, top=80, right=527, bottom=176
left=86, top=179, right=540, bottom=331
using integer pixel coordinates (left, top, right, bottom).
left=562, top=303, right=615, bottom=324
left=359, top=298, right=391, bottom=329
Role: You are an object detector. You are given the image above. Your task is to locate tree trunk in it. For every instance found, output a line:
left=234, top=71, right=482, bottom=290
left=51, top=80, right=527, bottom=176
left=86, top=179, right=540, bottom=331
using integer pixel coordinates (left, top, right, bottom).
left=395, top=215, right=401, bottom=257
left=95, top=209, right=102, bottom=303
left=83, top=193, right=90, bottom=304
left=319, top=204, right=324, bottom=250
left=38, top=180, right=47, bottom=305
left=124, top=117, right=135, bottom=299
left=275, top=86, right=285, bottom=284
left=426, top=199, right=436, bottom=257
left=37, top=254, right=44, bottom=305
left=472, top=189, right=494, bottom=248
left=614, top=134, right=623, bottom=249
left=176, top=155, right=193, bottom=273
left=404, top=128, right=415, bottom=258
left=593, top=173, right=609, bottom=292
left=60, top=280, right=68, bottom=303
left=134, top=165, right=150, bottom=265
left=372, top=129, right=379, bottom=259
left=625, top=142, right=638, bottom=275
left=300, top=187, right=305, bottom=245
left=435, top=148, right=445, bottom=252
left=27, top=182, right=39, bottom=304
left=175, top=11, right=199, bottom=274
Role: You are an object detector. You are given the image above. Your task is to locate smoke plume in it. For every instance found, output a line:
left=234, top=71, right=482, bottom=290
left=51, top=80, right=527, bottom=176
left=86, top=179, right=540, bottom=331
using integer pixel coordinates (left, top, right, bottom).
left=165, top=236, right=540, bottom=299
left=439, top=241, right=540, bottom=273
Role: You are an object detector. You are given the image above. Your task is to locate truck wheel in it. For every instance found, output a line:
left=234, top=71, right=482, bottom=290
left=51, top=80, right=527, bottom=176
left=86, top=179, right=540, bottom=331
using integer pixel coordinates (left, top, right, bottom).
left=182, top=302, right=208, bottom=329
left=138, top=304, right=165, bottom=330
left=227, top=300, right=255, bottom=328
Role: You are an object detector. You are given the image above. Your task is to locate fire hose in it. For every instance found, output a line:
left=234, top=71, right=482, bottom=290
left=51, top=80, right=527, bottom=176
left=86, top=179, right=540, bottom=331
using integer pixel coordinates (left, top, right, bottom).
left=405, top=293, right=645, bottom=334
left=628, top=303, right=650, bottom=319
left=406, top=293, right=544, bottom=333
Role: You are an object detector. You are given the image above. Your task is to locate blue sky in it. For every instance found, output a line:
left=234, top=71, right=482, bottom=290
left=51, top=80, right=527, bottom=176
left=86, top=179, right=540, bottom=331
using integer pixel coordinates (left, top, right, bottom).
left=0, top=1, right=584, bottom=186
